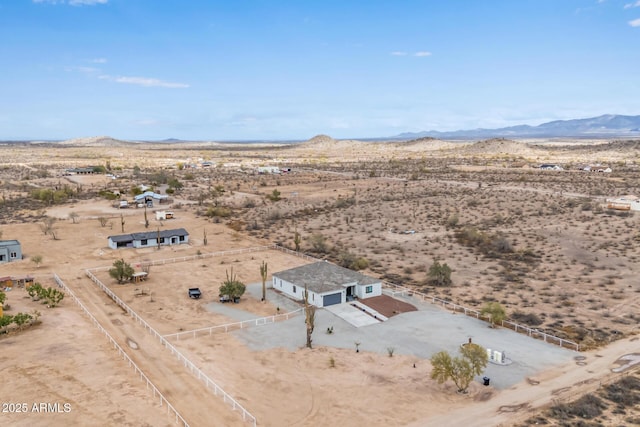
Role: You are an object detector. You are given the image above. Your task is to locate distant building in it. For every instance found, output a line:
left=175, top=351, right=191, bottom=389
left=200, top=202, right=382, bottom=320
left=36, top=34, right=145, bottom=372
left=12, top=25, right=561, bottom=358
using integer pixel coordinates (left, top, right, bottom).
left=0, top=240, right=22, bottom=264
left=539, top=164, right=563, bottom=171
left=65, top=166, right=99, bottom=175
left=134, top=191, right=169, bottom=207
left=607, top=195, right=640, bottom=211
left=256, top=166, right=281, bottom=174
left=272, top=261, right=382, bottom=308
left=107, top=228, right=189, bottom=249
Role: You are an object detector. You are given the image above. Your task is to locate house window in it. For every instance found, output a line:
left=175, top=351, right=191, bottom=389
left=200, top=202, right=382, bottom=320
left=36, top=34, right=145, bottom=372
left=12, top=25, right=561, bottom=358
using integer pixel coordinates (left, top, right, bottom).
left=292, top=285, right=297, bottom=294
left=0, top=255, right=5, bottom=261
left=10, top=252, right=17, bottom=258
left=366, top=286, right=373, bottom=294
left=141, top=239, right=148, bottom=245
left=159, top=237, right=165, bottom=243
left=179, top=235, right=185, bottom=241
left=279, top=279, right=282, bottom=287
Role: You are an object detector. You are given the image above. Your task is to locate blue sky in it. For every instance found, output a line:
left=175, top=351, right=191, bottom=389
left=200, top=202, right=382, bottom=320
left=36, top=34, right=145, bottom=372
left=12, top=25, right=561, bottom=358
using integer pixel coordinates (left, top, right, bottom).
left=1, top=0, right=639, bottom=140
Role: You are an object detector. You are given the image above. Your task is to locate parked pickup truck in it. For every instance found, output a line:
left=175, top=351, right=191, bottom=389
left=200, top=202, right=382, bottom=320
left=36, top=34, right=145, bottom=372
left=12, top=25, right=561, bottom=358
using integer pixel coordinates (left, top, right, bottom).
left=188, top=288, right=202, bottom=299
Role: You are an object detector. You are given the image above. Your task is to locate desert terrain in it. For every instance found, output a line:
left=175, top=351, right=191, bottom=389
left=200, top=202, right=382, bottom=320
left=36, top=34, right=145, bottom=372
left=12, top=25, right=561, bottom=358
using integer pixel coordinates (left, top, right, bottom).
left=0, top=135, right=639, bottom=426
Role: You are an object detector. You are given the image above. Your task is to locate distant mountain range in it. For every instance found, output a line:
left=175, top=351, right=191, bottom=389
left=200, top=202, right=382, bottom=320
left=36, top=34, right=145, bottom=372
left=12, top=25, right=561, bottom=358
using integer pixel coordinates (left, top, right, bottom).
left=393, top=114, right=640, bottom=140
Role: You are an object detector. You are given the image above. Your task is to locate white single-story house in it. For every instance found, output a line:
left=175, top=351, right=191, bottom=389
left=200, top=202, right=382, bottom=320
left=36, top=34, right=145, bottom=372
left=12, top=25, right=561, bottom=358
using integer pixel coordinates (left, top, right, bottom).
left=607, top=195, right=640, bottom=211
left=257, top=166, right=280, bottom=174
left=272, top=261, right=382, bottom=308
left=0, top=240, right=22, bottom=264
left=539, top=164, right=563, bottom=171
left=108, top=228, right=189, bottom=249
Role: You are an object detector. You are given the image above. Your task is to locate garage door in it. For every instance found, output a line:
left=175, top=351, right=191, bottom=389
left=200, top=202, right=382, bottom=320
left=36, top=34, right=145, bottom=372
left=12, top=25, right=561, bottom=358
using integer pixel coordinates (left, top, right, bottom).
left=323, top=293, right=342, bottom=307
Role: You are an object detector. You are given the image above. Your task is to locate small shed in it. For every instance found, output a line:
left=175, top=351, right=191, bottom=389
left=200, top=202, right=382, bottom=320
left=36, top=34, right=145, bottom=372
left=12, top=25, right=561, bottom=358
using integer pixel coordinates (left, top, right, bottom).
left=0, top=240, right=22, bottom=264
left=155, top=211, right=174, bottom=220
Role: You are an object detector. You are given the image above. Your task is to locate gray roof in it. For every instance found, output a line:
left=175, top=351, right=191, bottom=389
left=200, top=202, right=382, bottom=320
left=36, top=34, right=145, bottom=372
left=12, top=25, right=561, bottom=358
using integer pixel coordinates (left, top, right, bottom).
left=108, top=228, right=188, bottom=243
left=134, top=191, right=168, bottom=201
left=0, top=240, right=20, bottom=247
left=273, top=261, right=379, bottom=294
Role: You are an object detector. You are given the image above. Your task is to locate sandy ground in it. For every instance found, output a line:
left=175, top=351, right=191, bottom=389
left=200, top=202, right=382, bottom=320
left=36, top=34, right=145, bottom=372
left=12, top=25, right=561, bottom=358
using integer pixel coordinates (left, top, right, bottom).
left=1, top=139, right=639, bottom=426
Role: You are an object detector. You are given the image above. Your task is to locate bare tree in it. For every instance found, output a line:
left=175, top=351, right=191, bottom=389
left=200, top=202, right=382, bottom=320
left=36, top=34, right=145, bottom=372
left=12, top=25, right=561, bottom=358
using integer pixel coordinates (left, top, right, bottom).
left=120, top=213, right=125, bottom=233
left=303, top=284, right=316, bottom=349
left=203, top=229, right=208, bottom=246
left=98, top=217, right=108, bottom=227
left=144, top=205, right=149, bottom=228
left=69, top=212, right=79, bottom=224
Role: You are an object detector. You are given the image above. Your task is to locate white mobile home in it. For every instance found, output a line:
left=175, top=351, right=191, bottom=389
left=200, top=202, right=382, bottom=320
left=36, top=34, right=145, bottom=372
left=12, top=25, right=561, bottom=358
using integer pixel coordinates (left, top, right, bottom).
left=108, top=228, right=189, bottom=249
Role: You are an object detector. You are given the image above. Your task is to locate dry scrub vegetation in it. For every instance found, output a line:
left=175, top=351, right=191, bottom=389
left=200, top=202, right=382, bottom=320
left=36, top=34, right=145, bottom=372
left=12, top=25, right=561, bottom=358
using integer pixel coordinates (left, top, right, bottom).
left=1, top=136, right=639, bottom=352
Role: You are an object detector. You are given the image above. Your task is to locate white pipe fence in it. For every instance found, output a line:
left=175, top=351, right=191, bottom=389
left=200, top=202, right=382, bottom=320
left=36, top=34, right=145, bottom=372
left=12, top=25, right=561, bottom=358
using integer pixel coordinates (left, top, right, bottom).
left=90, top=243, right=580, bottom=353
left=163, top=308, right=304, bottom=341
left=381, top=281, right=580, bottom=351
left=52, top=274, right=190, bottom=427
left=84, top=270, right=257, bottom=426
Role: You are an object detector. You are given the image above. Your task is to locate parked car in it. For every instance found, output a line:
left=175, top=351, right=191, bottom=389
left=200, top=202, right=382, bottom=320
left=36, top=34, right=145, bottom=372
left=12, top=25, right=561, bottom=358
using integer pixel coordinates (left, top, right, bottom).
left=188, top=288, right=202, bottom=299
left=219, top=294, right=240, bottom=303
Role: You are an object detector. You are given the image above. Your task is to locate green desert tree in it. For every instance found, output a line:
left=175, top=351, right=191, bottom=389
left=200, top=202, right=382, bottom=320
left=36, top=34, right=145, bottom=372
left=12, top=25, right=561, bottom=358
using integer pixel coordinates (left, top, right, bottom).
left=0, top=315, right=14, bottom=333
left=431, top=343, right=488, bottom=393
left=109, top=259, right=135, bottom=284
left=27, top=282, right=44, bottom=300
left=260, top=261, right=268, bottom=302
left=426, top=260, right=452, bottom=286
left=0, top=290, right=5, bottom=307
left=12, top=312, right=33, bottom=330
left=31, top=255, right=43, bottom=268
left=481, top=302, right=506, bottom=328
left=45, top=288, right=65, bottom=307
left=219, top=268, right=246, bottom=301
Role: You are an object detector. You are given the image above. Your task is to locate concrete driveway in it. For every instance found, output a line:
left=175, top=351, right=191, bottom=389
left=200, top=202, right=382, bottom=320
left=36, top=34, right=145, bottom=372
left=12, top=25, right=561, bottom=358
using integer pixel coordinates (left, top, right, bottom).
left=225, top=287, right=576, bottom=390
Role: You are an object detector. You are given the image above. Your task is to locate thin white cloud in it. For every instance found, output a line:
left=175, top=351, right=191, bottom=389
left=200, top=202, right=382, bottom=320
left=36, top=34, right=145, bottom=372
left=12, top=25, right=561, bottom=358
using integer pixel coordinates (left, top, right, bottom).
left=391, top=51, right=408, bottom=56
left=76, top=66, right=99, bottom=73
left=624, top=1, right=640, bottom=9
left=629, top=18, right=640, bottom=26
left=414, top=51, right=432, bottom=57
left=33, top=0, right=108, bottom=5
left=91, top=58, right=107, bottom=64
left=99, top=75, right=189, bottom=88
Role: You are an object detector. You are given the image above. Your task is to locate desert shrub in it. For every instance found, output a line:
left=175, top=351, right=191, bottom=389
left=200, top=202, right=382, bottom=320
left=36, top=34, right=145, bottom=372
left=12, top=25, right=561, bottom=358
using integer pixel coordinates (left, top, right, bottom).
left=510, top=311, right=543, bottom=326
left=334, top=197, right=355, bottom=209
left=206, top=206, right=231, bottom=218
left=603, top=376, right=640, bottom=407
left=338, top=251, right=369, bottom=271
left=426, top=260, right=452, bottom=287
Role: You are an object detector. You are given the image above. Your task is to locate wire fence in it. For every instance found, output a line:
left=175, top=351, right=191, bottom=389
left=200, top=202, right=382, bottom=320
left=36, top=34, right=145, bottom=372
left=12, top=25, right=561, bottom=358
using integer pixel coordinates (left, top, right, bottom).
left=52, top=274, right=190, bottom=427
left=84, top=270, right=257, bottom=427
left=163, top=308, right=304, bottom=341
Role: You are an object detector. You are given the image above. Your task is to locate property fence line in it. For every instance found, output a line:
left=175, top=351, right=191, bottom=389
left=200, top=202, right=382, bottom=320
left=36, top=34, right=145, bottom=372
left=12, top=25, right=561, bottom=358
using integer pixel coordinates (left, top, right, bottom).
left=89, top=243, right=580, bottom=351
left=84, top=270, right=257, bottom=427
left=381, top=281, right=580, bottom=351
left=52, top=274, right=190, bottom=427
left=89, top=245, right=275, bottom=272
left=163, top=308, right=304, bottom=341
